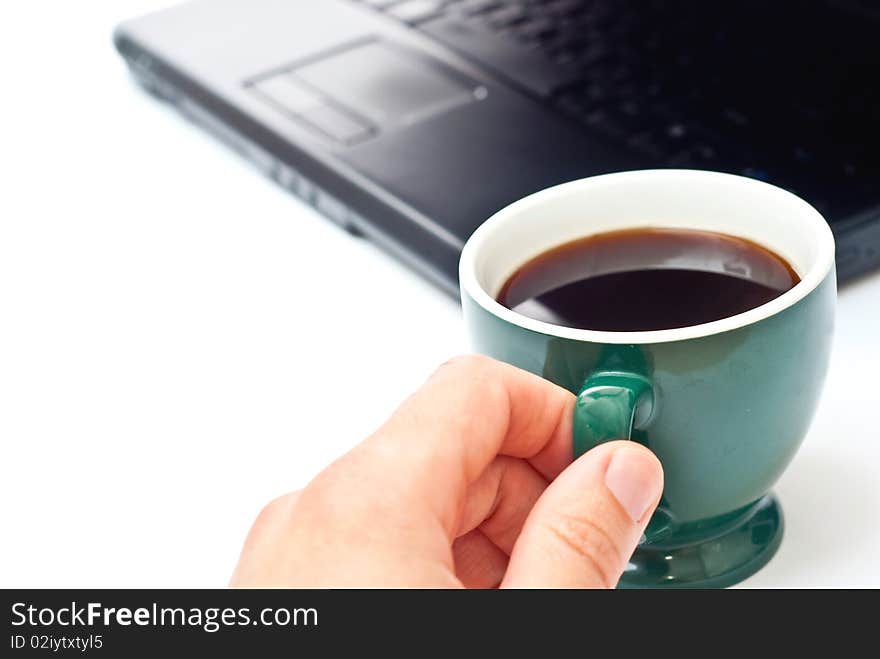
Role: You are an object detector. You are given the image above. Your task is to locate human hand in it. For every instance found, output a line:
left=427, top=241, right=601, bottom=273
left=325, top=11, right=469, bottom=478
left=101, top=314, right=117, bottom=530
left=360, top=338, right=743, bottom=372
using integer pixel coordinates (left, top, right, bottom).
left=231, top=355, right=663, bottom=588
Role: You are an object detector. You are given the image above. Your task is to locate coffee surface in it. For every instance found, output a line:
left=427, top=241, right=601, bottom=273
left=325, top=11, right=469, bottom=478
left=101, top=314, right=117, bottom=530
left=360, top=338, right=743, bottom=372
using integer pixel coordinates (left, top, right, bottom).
left=497, top=228, right=800, bottom=332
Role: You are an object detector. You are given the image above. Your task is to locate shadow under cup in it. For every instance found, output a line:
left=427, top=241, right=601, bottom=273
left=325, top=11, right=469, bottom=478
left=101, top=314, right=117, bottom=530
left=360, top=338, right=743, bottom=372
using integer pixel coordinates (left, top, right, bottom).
left=459, top=170, right=836, bottom=588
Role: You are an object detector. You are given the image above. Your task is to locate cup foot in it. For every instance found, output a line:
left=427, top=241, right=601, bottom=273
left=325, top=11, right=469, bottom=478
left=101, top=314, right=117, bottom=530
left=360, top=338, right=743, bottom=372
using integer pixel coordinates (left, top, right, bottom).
left=619, top=495, right=783, bottom=589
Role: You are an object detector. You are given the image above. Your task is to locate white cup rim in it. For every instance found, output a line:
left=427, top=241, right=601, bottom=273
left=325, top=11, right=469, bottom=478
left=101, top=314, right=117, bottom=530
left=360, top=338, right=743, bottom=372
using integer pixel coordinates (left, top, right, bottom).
left=459, top=169, right=835, bottom=345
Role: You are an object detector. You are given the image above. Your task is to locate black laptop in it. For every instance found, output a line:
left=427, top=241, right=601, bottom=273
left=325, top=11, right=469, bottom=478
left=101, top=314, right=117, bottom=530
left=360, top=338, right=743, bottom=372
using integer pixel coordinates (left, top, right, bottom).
left=115, top=0, right=880, bottom=296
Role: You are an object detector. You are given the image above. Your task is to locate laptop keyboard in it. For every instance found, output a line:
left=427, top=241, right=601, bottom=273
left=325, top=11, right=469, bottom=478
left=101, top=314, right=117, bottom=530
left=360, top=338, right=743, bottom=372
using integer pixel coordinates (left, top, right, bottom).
left=352, top=0, right=879, bottom=215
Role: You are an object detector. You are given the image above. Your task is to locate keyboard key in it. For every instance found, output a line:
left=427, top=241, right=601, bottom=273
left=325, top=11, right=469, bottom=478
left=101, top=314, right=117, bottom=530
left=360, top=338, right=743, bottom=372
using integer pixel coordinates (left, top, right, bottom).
left=546, top=0, right=585, bottom=17
left=421, top=16, right=581, bottom=96
left=619, top=100, right=640, bottom=117
left=625, top=132, right=665, bottom=159
left=694, top=143, right=718, bottom=161
left=484, top=5, right=528, bottom=29
left=666, top=123, right=687, bottom=139
left=511, top=17, right=557, bottom=42
left=387, top=0, right=444, bottom=24
left=574, top=43, right=610, bottom=66
left=359, top=0, right=404, bottom=8
left=741, top=167, right=770, bottom=181
left=453, top=0, right=502, bottom=16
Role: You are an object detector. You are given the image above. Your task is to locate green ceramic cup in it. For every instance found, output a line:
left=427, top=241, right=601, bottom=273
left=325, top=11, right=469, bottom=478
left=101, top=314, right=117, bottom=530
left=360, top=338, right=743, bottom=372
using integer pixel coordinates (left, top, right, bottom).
left=459, top=170, right=836, bottom=588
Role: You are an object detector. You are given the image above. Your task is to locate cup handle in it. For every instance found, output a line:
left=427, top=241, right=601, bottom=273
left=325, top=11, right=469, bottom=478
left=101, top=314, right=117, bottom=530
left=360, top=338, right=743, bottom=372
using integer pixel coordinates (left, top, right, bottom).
left=573, top=371, right=654, bottom=457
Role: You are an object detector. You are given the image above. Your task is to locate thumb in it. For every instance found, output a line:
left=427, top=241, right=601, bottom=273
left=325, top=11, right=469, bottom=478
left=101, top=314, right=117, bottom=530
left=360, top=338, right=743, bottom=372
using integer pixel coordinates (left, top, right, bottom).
left=502, top=441, right=663, bottom=588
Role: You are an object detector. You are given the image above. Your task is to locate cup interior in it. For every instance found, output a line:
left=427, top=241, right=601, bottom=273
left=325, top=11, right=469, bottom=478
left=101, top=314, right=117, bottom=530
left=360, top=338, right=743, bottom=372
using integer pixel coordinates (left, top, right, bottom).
left=460, top=170, right=835, bottom=344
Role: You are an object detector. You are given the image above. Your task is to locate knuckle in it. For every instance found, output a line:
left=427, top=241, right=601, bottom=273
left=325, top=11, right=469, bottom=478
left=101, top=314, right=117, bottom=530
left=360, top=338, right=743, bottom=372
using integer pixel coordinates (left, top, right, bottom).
left=253, top=491, right=299, bottom=530
left=435, top=354, right=510, bottom=411
left=545, top=512, right=627, bottom=589
left=438, top=354, right=497, bottom=376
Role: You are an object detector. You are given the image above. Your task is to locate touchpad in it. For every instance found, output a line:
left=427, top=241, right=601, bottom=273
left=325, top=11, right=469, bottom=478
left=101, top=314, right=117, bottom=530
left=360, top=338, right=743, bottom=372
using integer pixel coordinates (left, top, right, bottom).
left=292, top=40, right=480, bottom=126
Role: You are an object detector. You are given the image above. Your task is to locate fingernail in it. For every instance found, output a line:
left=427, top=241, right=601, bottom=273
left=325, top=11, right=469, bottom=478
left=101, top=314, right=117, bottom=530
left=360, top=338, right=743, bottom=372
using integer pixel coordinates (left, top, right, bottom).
left=604, top=446, right=663, bottom=522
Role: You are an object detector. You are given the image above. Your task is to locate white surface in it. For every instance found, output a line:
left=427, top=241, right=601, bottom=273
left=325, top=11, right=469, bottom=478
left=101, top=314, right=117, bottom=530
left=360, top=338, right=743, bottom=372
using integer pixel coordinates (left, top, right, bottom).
left=0, top=1, right=878, bottom=588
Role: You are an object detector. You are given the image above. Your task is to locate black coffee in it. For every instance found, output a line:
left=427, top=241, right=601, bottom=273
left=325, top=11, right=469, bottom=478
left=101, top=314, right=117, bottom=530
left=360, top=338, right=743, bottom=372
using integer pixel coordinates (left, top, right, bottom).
left=497, top=228, right=800, bottom=332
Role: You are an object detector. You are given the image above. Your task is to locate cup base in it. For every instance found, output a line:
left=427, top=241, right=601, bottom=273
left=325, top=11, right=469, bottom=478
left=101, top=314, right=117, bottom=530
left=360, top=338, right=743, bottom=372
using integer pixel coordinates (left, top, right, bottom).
left=618, top=494, right=783, bottom=589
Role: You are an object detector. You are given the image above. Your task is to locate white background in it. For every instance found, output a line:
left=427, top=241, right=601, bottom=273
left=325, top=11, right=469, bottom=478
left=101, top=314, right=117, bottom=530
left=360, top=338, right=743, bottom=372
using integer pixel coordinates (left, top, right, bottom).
left=1, top=1, right=878, bottom=588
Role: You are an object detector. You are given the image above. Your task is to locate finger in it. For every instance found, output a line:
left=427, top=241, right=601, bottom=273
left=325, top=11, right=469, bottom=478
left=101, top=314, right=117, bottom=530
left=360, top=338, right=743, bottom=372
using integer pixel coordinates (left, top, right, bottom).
left=452, top=530, right=508, bottom=588
left=360, top=355, right=575, bottom=537
left=502, top=442, right=663, bottom=589
left=456, top=456, right=548, bottom=554
left=230, top=490, right=301, bottom=586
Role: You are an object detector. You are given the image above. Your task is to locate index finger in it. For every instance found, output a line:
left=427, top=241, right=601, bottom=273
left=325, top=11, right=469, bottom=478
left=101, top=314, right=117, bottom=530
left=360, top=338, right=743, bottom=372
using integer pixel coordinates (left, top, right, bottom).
left=362, top=355, right=575, bottom=535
